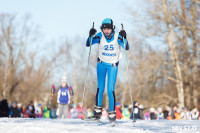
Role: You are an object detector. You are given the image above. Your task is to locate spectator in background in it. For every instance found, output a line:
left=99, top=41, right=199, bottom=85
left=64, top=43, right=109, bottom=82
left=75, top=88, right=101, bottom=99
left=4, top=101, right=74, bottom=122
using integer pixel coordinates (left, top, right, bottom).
left=70, top=104, right=78, bottom=119
left=115, top=102, right=122, bottom=119
left=130, top=101, right=140, bottom=120
left=77, top=102, right=85, bottom=119
left=50, top=105, right=57, bottom=119
left=157, top=107, right=163, bottom=120
left=43, top=105, right=51, bottom=118
left=175, top=108, right=182, bottom=120
left=26, top=101, right=36, bottom=118
left=17, top=103, right=23, bottom=118
left=144, top=111, right=150, bottom=120
left=163, top=106, right=170, bottom=119
left=181, top=107, right=191, bottom=120
left=10, top=102, right=19, bottom=117
left=101, top=107, right=108, bottom=120
left=139, top=105, right=144, bottom=120
left=150, top=108, right=157, bottom=120
left=35, top=103, right=43, bottom=118
left=86, top=107, right=93, bottom=119
left=122, top=105, right=130, bottom=120
left=51, top=76, right=74, bottom=119
left=191, top=107, right=199, bottom=120
left=0, top=99, right=10, bottom=117
left=171, top=105, right=177, bottom=119
left=23, top=106, right=28, bottom=118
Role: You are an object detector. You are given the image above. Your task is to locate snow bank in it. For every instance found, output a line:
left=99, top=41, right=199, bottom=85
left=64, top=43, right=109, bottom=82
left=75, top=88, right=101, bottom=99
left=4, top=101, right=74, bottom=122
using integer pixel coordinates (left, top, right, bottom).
left=0, top=118, right=199, bottom=133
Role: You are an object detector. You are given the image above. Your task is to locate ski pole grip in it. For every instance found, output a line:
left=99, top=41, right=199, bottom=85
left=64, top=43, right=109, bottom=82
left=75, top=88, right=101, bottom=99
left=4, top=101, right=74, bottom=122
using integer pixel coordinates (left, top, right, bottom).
left=121, top=23, right=124, bottom=30
left=92, top=22, right=94, bottom=29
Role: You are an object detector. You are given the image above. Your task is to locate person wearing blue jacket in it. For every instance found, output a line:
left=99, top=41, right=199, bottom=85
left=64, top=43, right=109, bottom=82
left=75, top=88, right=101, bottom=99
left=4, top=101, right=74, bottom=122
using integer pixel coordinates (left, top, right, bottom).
left=86, top=18, right=129, bottom=123
left=52, top=76, right=74, bottom=118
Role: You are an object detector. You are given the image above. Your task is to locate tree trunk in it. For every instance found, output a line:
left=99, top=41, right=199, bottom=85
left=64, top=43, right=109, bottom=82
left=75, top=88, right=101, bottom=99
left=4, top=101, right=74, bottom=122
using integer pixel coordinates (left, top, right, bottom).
left=191, top=0, right=198, bottom=107
left=162, top=0, right=184, bottom=108
left=180, top=0, right=190, bottom=108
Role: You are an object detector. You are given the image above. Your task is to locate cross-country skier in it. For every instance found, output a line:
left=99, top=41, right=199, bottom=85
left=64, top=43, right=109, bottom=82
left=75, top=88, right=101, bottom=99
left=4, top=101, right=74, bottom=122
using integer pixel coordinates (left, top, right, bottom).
left=86, top=18, right=129, bottom=123
left=51, top=76, right=74, bottom=118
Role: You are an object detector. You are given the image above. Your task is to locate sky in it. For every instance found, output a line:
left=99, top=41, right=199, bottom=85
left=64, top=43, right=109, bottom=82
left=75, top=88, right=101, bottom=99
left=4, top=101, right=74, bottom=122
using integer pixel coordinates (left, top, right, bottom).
left=0, top=0, right=145, bottom=41
left=0, top=0, right=149, bottom=83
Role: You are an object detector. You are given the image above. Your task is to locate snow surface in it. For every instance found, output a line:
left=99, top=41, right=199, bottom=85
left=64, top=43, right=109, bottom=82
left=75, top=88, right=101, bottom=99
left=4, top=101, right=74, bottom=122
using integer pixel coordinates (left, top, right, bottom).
left=0, top=118, right=200, bottom=133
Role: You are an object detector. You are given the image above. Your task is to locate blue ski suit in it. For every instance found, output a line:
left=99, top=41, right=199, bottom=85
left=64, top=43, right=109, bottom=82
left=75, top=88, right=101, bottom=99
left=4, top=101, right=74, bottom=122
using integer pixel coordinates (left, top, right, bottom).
left=86, top=31, right=129, bottom=111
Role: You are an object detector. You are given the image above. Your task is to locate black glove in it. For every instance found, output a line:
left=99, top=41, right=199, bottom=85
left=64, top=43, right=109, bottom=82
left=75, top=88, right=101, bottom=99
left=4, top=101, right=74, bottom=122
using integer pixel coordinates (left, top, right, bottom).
left=119, top=30, right=127, bottom=39
left=89, top=28, right=97, bottom=37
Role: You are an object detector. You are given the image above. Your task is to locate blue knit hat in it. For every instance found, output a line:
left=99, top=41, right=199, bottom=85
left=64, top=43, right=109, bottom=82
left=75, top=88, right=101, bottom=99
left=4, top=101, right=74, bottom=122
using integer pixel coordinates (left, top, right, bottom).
left=101, top=18, right=114, bottom=30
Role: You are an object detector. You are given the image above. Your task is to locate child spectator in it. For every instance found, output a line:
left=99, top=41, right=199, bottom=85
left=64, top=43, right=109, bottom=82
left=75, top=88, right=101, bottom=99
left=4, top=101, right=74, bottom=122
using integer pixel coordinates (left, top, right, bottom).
left=157, top=107, right=163, bottom=120
left=175, top=108, right=182, bottom=120
left=115, top=102, right=122, bottom=119
left=70, top=104, right=78, bottom=119
left=101, top=107, right=108, bottom=120
left=43, top=105, right=51, bottom=118
left=86, top=107, right=93, bottom=119
left=122, top=105, right=130, bottom=120
left=35, top=103, right=43, bottom=118
left=26, top=101, right=36, bottom=118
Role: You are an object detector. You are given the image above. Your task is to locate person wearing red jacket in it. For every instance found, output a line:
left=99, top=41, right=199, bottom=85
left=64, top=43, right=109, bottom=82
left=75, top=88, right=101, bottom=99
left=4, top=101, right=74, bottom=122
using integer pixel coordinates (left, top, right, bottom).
left=115, top=102, right=122, bottom=119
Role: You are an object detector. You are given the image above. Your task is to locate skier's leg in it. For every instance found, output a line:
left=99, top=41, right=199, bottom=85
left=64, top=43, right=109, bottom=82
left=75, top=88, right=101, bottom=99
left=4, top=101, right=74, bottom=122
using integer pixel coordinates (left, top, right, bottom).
left=107, top=65, right=118, bottom=122
left=63, top=104, right=69, bottom=118
left=58, top=104, right=63, bottom=119
left=96, top=62, right=107, bottom=107
left=93, top=62, right=106, bottom=119
left=107, top=65, right=118, bottom=111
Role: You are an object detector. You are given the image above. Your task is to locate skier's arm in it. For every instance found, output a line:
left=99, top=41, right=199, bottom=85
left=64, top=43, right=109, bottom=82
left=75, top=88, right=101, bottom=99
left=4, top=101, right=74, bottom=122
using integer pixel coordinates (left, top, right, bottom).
left=51, top=85, right=59, bottom=94
left=53, top=88, right=59, bottom=94
left=118, top=35, right=129, bottom=50
left=86, top=32, right=101, bottom=47
left=69, top=86, right=74, bottom=96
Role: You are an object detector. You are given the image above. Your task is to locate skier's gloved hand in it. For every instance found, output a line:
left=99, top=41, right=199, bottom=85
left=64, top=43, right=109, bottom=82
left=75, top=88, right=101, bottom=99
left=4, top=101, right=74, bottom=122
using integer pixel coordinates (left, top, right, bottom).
left=119, top=30, right=127, bottom=39
left=89, top=28, right=97, bottom=37
left=52, top=84, right=55, bottom=89
left=51, top=84, right=55, bottom=93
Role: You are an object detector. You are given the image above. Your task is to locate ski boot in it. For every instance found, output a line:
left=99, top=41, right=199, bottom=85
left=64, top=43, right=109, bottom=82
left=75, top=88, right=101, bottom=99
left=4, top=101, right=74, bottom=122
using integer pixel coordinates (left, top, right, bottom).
left=93, top=105, right=102, bottom=120
left=108, top=111, right=116, bottom=126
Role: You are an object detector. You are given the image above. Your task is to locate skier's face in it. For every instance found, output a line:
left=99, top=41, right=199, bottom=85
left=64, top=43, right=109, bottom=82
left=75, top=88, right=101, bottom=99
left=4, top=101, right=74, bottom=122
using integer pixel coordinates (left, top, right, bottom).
left=62, top=82, right=67, bottom=87
left=103, top=28, right=112, bottom=35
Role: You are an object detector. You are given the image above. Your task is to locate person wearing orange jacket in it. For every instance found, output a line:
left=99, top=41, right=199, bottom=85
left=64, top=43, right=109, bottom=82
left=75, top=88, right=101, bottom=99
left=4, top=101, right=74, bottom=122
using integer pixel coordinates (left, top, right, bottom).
left=175, top=108, right=182, bottom=120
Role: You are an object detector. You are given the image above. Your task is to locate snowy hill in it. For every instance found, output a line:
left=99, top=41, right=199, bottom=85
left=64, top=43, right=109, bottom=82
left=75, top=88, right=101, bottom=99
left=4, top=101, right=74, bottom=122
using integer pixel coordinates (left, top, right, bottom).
left=0, top=118, right=199, bottom=133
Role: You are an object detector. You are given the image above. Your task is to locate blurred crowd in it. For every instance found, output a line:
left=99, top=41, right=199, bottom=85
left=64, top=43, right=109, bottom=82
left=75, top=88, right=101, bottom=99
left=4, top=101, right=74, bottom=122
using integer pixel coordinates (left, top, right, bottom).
left=113, top=101, right=200, bottom=120
left=0, top=99, right=200, bottom=120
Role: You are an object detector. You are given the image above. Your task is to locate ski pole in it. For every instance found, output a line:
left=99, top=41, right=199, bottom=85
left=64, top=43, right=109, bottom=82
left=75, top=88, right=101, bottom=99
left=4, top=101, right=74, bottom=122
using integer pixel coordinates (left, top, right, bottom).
left=80, top=22, right=95, bottom=118
left=121, top=23, right=136, bottom=123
